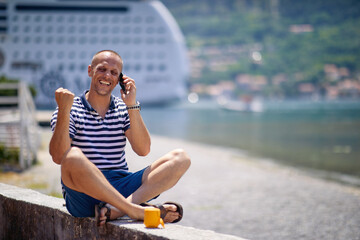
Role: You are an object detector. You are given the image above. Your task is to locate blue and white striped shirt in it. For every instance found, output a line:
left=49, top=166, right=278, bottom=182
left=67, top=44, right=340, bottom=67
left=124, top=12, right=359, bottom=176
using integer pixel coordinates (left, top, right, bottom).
left=51, top=91, right=130, bottom=171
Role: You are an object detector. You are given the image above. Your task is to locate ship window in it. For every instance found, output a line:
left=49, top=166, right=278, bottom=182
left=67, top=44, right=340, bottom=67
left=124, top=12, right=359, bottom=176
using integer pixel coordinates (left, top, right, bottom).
left=80, top=51, right=86, bottom=59
left=122, top=26, right=130, bottom=34
left=24, top=51, right=30, bottom=59
left=159, top=64, right=167, bottom=72
left=133, top=16, right=142, bottom=23
left=68, top=26, right=75, bottom=34
left=146, top=28, right=155, bottom=34
left=57, top=52, right=64, bottom=59
left=123, top=17, right=130, bottom=24
left=112, top=26, right=120, bottom=34
left=79, top=15, right=86, bottom=23
left=123, top=38, right=130, bottom=44
left=24, top=36, right=31, bottom=44
left=101, top=27, right=109, bottom=34
left=35, top=36, right=42, bottom=43
left=47, top=51, right=54, bottom=59
left=89, top=16, right=98, bottom=23
left=23, top=15, right=30, bottom=22
left=35, top=16, right=41, bottom=22
left=69, top=64, right=75, bottom=72
left=12, top=16, right=18, bottom=22
left=58, top=64, right=64, bottom=71
left=111, top=16, right=120, bottom=22
left=46, top=36, right=53, bottom=44
left=158, top=52, right=166, bottom=59
left=24, top=26, right=31, bottom=33
left=35, top=26, right=41, bottom=33
left=13, top=36, right=19, bottom=44
left=80, top=64, right=87, bottom=71
left=101, top=16, right=109, bottom=23
left=133, top=38, right=141, bottom=44
left=112, top=38, right=120, bottom=44
left=157, top=27, right=166, bottom=34
left=46, top=15, right=53, bottom=22
left=133, top=27, right=141, bottom=34
left=90, top=26, right=98, bottom=34
left=147, top=64, right=154, bottom=72
left=13, top=51, right=19, bottom=59
left=67, top=37, right=76, bottom=44
left=145, top=16, right=155, bottom=23
left=79, top=26, right=86, bottom=34
left=134, top=64, right=141, bottom=72
left=69, top=52, right=75, bottom=59
left=90, top=37, right=97, bottom=44
left=46, top=26, right=53, bottom=33
left=101, top=38, right=109, bottom=44
left=57, top=15, right=64, bottom=22
left=68, top=15, right=75, bottom=23
left=12, top=26, right=19, bottom=33
left=134, top=52, right=141, bottom=59
left=157, top=38, right=166, bottom=44
left=56, top=37, right=64, bottom=44
left=146, top=38, right=154, bottom=44
left=57, top=26, right=65, bottom=33
left=35, top=51, right=42, bottom=58
left=79, top=37, right=87, bottom=44
left=146, top=52, right=154, bottom=59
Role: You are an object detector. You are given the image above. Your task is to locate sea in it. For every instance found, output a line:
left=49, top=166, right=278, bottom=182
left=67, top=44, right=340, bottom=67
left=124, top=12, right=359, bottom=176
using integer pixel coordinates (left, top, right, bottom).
left=141, top=99, right=360, bottom=186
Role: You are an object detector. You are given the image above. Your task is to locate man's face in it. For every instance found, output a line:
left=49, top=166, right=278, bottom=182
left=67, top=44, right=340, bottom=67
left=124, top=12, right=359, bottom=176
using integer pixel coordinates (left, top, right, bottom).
left=88, top=52, right=122, bottom=96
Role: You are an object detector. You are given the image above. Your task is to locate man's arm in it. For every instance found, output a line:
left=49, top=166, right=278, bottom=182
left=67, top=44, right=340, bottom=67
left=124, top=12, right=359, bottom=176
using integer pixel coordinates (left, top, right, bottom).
left=49, top=88, right=74, bottom=164
left=121, top=75, right=151, bottom=156
left=125, top=109, right=151, bottom=156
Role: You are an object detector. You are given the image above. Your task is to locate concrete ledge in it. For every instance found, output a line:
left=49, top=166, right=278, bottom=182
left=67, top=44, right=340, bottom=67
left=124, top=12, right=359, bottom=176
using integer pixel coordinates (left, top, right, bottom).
left=0, top=183, right=245, bottom=240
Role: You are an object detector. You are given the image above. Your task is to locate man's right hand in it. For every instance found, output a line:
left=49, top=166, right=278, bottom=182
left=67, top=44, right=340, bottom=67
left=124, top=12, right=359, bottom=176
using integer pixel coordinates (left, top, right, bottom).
left=55, top=87, right=74, bottom=112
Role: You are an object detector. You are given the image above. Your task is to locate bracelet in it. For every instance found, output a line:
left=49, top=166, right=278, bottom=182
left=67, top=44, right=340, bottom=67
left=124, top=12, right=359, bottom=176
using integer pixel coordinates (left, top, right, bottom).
left=126, top=101, right=141, bottom=111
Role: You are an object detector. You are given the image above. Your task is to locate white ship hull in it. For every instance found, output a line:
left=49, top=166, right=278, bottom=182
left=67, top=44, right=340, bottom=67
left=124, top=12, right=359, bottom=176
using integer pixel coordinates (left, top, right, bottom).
left=0, top=0, right=189, bottom=109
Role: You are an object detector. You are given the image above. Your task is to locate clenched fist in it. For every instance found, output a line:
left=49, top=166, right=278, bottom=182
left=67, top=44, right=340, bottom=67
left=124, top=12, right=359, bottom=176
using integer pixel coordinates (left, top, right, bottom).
left=55, top=87, right=74, bottom=112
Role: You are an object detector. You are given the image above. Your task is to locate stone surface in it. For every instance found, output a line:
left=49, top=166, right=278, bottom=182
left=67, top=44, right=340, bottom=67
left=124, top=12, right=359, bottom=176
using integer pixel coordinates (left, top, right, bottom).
left=0, top=183, right=245, bottom=240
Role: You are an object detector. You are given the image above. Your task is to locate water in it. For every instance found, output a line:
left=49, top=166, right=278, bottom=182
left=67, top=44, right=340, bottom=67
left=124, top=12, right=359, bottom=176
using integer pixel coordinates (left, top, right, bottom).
left=141, top=99, right=360, bottom=181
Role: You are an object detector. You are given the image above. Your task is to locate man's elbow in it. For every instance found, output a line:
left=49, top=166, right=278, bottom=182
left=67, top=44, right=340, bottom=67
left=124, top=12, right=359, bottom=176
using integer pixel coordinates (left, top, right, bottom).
left=135, top=142, right=151, bottom=156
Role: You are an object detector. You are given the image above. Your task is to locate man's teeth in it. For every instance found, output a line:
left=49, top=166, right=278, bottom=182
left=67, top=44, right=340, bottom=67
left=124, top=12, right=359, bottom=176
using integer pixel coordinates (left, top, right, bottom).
left=100, top=81, right=110, bottom=86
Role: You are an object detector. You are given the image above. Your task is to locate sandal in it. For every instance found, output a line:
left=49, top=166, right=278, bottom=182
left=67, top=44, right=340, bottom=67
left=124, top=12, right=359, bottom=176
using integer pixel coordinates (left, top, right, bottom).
left=140, top=201, right=183, bottom=223
left=95, top=202, right=111, bottom=226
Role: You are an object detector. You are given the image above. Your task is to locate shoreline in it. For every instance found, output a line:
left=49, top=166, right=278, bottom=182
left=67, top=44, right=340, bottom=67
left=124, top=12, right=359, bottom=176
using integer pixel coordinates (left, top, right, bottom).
left=1, top=128, right=360, bottom=239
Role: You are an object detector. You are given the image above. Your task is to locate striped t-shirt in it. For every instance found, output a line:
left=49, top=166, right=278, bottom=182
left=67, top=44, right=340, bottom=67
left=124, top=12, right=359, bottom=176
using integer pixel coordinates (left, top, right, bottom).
left=51, top=91, right=130, bottom=171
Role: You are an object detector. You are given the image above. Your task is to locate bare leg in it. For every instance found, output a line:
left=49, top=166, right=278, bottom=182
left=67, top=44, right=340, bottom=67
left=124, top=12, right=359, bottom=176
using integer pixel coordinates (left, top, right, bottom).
left=60, top=147, right=144, bottom=221
left=107, top=149, right=191, bottom=222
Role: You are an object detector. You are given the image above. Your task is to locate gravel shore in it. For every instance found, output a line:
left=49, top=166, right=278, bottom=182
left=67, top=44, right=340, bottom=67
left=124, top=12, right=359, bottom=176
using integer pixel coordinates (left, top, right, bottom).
left=2, top=128, right=360, bottom=240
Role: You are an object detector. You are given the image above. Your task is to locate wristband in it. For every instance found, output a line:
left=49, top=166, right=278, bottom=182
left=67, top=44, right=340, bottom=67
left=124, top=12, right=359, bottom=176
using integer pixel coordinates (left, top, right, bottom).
left=126, top=101, right=141, bottom=111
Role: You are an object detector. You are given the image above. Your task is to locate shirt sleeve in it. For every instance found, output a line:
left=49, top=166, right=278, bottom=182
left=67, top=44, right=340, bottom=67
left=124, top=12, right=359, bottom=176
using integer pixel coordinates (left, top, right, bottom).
left=123, top=110, right=130, bottom=132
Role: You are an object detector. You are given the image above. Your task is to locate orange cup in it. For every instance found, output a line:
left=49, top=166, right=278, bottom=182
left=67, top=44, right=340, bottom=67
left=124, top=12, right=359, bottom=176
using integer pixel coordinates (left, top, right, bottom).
left=144, top=208, right=165, bottom=228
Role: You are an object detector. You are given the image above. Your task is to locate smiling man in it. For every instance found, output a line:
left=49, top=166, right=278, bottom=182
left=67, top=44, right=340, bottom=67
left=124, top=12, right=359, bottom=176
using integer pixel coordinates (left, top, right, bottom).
left=49, top=50, right=191, bottom=226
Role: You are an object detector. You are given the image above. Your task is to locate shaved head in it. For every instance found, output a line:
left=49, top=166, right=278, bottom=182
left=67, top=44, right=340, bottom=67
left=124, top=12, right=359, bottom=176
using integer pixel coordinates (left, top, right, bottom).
left=91, top=50, right=123, bottom=68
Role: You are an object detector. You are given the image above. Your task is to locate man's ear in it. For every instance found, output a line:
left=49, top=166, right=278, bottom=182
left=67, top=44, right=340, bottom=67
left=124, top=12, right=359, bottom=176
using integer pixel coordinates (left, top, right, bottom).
left=88, top=65, right=92, bottom=77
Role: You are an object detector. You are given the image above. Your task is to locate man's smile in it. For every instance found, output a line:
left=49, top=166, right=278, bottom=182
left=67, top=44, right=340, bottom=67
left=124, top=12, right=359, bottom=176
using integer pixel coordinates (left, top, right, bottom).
left=99, top=80, right=111, bottom=86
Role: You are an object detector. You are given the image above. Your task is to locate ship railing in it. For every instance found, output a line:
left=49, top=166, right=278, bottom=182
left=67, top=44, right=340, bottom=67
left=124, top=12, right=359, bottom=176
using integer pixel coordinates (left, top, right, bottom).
left=0, top=82, right=39, bottom=169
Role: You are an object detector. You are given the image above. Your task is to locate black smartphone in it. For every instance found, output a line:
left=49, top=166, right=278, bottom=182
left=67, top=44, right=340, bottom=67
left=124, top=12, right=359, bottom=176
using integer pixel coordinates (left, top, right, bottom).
left=119, top=72, right=126, bottom=93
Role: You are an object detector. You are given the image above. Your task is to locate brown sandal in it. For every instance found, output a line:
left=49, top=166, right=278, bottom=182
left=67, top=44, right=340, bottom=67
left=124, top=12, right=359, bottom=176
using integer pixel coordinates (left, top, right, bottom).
left=95, top=202, right=111, bottom=226
left=140, top=201, right=183, bottom=223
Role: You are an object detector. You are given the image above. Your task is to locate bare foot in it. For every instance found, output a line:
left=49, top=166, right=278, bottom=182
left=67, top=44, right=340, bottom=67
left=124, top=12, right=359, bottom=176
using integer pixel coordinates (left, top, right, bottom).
left=162, top=204, right=181, bottom=223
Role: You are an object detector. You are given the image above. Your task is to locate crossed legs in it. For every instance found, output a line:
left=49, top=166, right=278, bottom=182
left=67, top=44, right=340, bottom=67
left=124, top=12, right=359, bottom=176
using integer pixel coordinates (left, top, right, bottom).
left=61, top=147, right=191, bottom=223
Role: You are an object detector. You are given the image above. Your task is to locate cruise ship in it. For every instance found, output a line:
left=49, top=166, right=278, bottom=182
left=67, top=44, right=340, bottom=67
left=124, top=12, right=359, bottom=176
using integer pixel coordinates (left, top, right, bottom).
left=0, top=0, right=189, bottom=109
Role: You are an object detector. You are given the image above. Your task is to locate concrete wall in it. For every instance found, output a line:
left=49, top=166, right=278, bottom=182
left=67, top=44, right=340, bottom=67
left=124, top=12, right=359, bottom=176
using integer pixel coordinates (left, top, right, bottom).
left=0, top=183, right=245, bottom=240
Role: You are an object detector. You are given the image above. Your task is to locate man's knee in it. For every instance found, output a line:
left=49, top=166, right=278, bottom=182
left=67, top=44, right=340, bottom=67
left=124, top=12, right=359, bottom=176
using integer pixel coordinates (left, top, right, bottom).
left=171, top=148, right=191, bottom=170
left=61, top=147, right=85, bottom=170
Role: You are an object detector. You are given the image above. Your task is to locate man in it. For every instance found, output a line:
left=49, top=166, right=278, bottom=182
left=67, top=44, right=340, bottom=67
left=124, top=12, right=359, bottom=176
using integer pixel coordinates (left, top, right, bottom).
left=49, top=50, right=191, bottom=226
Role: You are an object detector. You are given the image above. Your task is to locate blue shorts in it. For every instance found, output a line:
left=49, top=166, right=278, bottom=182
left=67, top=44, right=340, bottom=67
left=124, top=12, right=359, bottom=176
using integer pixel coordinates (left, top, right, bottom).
left=61, top=167, right=147, bottom=217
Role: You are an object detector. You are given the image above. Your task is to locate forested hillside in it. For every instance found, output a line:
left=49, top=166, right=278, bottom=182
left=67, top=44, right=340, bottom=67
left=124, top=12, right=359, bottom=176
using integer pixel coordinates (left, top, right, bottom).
left=162, top=0, right=360, bottom=99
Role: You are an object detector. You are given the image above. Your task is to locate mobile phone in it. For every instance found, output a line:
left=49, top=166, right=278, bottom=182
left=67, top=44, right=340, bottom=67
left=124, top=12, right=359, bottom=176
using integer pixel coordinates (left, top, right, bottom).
left=119, top=72, right=126, bottom=93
